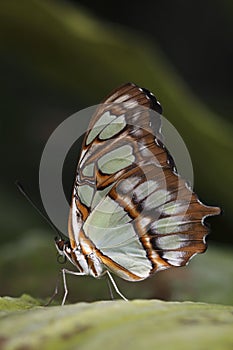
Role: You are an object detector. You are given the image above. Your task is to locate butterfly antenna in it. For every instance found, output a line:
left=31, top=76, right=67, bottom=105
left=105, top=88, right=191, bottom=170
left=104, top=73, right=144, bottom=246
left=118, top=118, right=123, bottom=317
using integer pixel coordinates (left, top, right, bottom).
left=15, top=180, right=63, bottom=239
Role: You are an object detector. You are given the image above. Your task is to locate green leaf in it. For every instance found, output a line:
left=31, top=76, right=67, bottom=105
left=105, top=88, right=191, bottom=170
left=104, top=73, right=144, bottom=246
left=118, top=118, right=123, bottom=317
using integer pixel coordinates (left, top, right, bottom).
left=0, top=296, right=233, bottom=350
left=0, top=294, right=41, bottom=312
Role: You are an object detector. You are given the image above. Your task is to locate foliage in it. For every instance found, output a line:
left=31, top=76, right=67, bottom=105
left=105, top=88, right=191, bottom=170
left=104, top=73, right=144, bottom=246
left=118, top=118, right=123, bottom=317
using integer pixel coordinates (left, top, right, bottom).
left=0, top=296, right=233, bottom=350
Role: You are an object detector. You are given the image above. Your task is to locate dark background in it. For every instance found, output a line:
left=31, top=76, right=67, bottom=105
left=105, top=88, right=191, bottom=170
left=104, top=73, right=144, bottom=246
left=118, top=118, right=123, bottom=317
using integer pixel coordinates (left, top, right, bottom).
left=74, top=0, right=233, bottom=120
left=0, top=0, right=232, bottom=304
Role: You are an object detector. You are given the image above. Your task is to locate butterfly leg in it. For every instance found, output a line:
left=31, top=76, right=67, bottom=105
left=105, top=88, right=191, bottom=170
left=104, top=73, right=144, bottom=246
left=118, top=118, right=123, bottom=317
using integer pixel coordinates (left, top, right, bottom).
left=106, top=274, right=114, bottom=300
left=106, top=271, right=128, bottom=301
left=44, top=271, right=61, bottom=306
left=62, top=268, right=85, bottom=306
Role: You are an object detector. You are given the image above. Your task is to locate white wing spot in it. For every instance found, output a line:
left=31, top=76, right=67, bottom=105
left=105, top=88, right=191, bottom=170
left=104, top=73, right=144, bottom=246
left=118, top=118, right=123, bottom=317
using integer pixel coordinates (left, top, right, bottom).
left=117, top=177, right=140, bottom=194
left=161, top=201, right=188, bottom=216
left=77, top=185, right=94, bottom=207
left=98, top=144, right=135, bottom=174
left=123, top=100, right=138, bottom=108
left=144, top=190, right=171, bottom=210
left=82, top=163, right=94, bottom=177
left=114, top=94, right=129, bottom=103
left=86, top=111, right=117, bottom=145
left=162, top=251, right=185, bottom=266
left=151, top=216, right=191, bottom=234
left=156, top=235, right=187, bottom=250
left=134, top=180, right=158, bottom=202
left=99, top=114, right=126, bottom=140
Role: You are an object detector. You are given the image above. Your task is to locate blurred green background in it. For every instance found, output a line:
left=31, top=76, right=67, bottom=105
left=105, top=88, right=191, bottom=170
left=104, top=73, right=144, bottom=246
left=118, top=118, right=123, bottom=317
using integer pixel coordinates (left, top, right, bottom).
left=0, top=0, right=232, bottom=305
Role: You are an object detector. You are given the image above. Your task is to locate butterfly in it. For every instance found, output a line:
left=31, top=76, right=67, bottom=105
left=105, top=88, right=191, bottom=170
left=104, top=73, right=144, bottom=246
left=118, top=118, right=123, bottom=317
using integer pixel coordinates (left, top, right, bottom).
left=55, top=82, right=221, bottom=304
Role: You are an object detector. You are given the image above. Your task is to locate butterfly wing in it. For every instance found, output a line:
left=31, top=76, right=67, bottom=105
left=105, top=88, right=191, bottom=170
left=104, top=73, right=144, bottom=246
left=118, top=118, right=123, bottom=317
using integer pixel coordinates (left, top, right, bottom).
left=69, top=83, right=221, bottom=281
left=68, top=83, right=163, bottom=248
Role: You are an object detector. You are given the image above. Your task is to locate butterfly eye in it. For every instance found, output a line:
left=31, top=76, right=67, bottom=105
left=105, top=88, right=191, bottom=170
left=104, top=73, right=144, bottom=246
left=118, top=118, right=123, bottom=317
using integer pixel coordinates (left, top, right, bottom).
left=54, top=238, right=65, bottom=253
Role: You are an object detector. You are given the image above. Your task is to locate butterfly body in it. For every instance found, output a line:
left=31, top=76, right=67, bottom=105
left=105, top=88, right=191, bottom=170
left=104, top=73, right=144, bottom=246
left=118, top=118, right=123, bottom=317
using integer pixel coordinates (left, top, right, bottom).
left=56, top=237, right=105, bottom=278
left=55, top=83, right=221, bottom=301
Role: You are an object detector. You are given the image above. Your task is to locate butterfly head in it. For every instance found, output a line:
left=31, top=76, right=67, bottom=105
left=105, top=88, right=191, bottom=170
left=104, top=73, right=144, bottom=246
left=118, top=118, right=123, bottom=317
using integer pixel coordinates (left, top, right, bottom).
left=54, top=237, right=70, bottom=256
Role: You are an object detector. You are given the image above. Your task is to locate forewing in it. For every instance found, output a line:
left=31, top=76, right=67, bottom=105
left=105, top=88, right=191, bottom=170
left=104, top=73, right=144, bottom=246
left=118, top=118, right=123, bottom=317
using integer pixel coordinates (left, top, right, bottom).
left=68, top=83, right=163, bottom=248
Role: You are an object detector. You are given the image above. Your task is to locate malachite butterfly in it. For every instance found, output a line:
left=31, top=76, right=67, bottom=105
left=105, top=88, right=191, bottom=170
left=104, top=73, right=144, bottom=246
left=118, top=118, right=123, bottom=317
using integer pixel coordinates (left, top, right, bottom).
left=55, top=82, right=221, bottom=304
